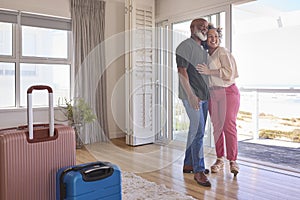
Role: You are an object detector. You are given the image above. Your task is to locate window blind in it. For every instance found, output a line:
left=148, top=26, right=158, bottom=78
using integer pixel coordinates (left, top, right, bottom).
left=21, top=12, right=71, bottom=31
left=0, top=9, right=71, bottom=31
left=0, top=10, right=18, bottom=23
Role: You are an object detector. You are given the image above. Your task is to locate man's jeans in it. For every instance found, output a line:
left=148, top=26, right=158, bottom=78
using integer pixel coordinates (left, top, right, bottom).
left=182, top=99, right=208, bottom=173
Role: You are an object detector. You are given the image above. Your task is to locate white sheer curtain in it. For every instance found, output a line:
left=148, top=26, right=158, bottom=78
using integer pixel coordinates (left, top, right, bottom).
left=70, top=0, right=108, bottom=143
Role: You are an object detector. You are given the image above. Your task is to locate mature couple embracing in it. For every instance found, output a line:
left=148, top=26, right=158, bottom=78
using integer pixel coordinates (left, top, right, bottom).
left=176, top=18, right=240, bottom=187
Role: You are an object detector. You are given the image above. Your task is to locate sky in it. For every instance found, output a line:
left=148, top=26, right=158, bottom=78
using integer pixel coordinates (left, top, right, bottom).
left=260, top=0, right=300, bottom=11
left=233, top=0, right=300, bottom=88
left=171, top=0, right=300, bottom=88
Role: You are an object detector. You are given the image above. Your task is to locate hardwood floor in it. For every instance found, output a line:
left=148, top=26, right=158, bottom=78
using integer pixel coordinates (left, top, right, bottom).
left=76, top=138, right=300, bottom=200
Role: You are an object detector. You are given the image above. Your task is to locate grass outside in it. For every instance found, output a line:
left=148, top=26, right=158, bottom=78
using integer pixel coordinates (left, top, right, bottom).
left=238, top=111, right=300, bottom=143
left=175, top=110, right=300, bottom=143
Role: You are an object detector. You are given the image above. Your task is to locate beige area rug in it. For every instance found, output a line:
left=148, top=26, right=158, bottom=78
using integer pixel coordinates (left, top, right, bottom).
left=122, top=171, right=196, bottom=200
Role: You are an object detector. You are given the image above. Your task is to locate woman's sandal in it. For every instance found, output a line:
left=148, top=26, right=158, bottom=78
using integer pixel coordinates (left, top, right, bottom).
left=210, top=158, right=224, bottom=173
left=230, top=160, right=239, bottom=176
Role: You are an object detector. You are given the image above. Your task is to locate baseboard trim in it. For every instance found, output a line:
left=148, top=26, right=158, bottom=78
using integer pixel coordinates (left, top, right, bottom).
left=109, top=131, right=126, bottom=139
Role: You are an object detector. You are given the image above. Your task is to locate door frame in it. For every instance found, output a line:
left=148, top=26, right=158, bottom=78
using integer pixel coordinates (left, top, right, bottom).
left=155, top=5, right=232, bottom=147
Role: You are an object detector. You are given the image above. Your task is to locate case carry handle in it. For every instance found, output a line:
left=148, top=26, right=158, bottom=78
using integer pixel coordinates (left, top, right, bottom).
left=59, top=161, right=114, bottom=200
left=81, top=165, right=114, bottom=182
left=27, top=85, right=54, bottom=140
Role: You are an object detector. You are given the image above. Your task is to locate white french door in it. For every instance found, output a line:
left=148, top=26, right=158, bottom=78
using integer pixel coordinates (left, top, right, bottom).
left=154, top=21, right=173, bottom=144
left=125, top=0, right=155, bottom=146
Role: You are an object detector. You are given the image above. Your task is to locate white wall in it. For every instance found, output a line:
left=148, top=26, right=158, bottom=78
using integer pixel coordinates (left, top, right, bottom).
left=0, top=0, right=126, bottom=139
left=0, top=0, right=70, bottom=18
left=155, top=0, right=250, bottom=22
left=104, top=1, right=126, bottom=138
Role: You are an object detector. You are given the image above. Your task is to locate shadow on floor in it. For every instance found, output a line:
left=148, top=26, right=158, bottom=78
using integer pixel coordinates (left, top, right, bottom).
left=238, top=140, right=300, bottom=171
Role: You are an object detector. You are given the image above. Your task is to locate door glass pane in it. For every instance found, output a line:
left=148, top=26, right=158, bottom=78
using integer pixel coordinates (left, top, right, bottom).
left=0, top=62, right=15, bottom=107
left=20, top=63, right=70, bottom=107
left=22, top=26, right=68, bottom=58
left=220, top=12, right=226, bottom=47
left=233, top=1, right=300, bottom=88
left=233, top=1, right=300, bottom=131
left=233, top=0, right=300, bottom=171
left=0, top=22, right=13, bottom=56
left=172, top=20, right=191, bottom=142
left=172, top=13, right=226, bottom=145
left=210, top=15, right=217, bottom=28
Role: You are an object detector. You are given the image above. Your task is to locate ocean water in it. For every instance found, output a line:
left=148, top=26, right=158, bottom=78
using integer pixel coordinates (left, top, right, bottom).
left=240, top=92, right=300, bottom=119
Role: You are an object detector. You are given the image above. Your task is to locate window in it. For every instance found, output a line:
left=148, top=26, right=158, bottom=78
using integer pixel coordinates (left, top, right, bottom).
left=22, top=26, right=68, bottom=58
left=0, top=62, right=15, bottom=107
left=0, top=10, right=71, bottom=108
left=232, top=0, right=300, bottom=145
left=233, top=0, right=300, bottom=88
left=20, top=63, right=70, bottom=107
left=0, top=22, right=12, bottom=55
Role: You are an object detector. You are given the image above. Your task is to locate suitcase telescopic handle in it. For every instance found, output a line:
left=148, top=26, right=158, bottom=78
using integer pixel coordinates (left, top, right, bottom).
left=27, top=85, right=54, bottom=140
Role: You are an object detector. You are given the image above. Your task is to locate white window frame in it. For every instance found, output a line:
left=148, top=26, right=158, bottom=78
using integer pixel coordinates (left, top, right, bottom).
left=0, top=9, right=72, bottom=109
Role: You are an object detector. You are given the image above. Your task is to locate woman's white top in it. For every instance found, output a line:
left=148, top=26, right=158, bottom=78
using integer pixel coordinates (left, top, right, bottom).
left=208, top=46, right=239, bottom=87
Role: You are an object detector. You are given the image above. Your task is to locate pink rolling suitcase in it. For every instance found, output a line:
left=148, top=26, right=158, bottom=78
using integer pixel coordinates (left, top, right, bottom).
left=0, top=85, right=76, bottom=200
